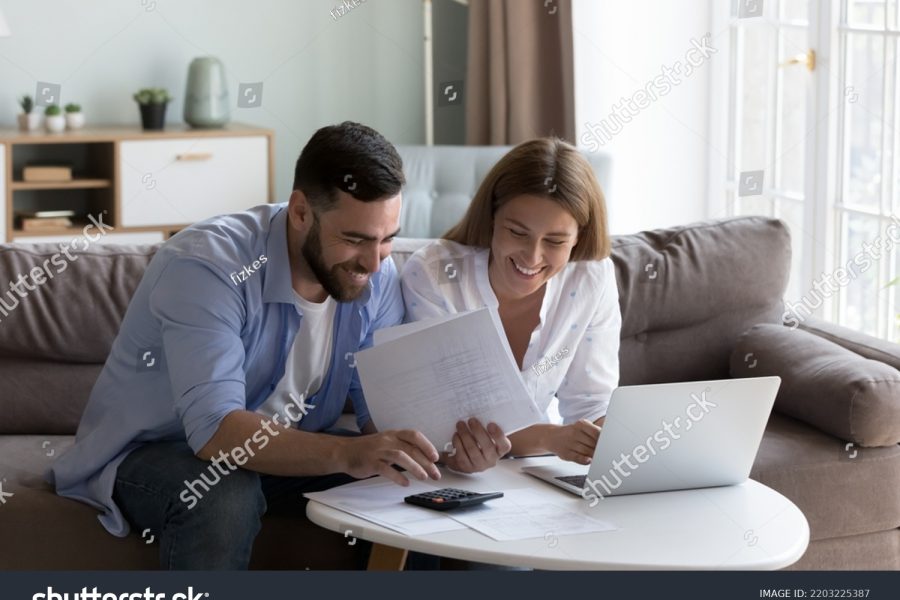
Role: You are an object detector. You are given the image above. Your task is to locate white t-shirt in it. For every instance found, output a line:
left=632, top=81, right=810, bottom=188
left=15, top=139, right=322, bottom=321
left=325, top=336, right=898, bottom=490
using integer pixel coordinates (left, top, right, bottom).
left=256, top=292, right=337, bottom=421
left=400, top=240, right=621, bottom=424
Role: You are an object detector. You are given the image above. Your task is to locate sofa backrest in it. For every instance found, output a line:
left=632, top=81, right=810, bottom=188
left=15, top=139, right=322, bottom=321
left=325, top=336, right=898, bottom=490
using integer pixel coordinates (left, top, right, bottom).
left=395, top=145, right=612, bottom=238
left=0, top=243, right=158, bottom=434
left=0, top=216, right=790, bottom=435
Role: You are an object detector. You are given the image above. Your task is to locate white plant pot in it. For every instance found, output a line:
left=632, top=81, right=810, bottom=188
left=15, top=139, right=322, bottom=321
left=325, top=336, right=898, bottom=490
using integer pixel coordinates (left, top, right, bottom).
left=45, top=115, right=66, bottom=133
left=65, top=112, right=85, bottom=130
left=17, top=113, right=42, bottom=132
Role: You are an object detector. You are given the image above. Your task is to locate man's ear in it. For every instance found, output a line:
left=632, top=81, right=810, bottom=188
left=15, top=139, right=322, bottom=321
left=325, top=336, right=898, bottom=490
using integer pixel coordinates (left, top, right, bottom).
left=287, top=189, right=314, bottom=232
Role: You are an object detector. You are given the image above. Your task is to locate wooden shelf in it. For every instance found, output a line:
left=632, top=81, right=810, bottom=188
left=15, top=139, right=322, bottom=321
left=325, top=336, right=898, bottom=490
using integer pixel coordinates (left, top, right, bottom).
left=11, top=178, right=112, bottom=191
left=0, top=123, right=274, bottom=145
left=11, top=225, right=87, bottom=237
left=1, top=123, right=275, bottom=243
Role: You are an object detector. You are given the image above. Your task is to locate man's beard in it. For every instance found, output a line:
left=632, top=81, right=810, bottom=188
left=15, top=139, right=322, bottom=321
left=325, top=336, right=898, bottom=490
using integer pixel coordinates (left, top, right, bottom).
left=301, top=218, right=369, bottom=302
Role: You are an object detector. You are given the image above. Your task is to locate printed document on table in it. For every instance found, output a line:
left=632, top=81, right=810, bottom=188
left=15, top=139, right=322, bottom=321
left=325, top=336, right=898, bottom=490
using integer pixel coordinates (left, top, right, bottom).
left=445, top=488, right=618, bottom=542
left=304, top=478, right=467, bottom=536
left=355, top=308, right=544, bottom=449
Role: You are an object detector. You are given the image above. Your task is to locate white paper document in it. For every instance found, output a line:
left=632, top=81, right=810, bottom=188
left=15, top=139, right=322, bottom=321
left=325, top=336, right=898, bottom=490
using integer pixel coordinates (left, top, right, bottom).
left=445, top=488, right=618, bottom=542
left=372, top=312, right=460, bottom=346
left=304, top=478, right=467, bottom=536
left=356, top=308, right=544, bottom=449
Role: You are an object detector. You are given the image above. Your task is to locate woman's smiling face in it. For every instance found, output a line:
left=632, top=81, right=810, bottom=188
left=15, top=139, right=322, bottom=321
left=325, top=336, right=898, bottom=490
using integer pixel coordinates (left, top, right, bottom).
left=488, top=194, right=580, bottom=302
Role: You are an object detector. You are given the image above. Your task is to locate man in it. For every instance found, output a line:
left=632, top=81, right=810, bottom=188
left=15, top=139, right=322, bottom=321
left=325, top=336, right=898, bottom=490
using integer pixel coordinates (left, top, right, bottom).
left=50, top=122, right=441, bottom=569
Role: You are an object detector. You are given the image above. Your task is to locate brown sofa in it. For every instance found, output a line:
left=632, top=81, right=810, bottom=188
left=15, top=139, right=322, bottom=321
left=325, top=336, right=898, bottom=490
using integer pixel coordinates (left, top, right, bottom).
left=1, top=215, right=898, bottom=569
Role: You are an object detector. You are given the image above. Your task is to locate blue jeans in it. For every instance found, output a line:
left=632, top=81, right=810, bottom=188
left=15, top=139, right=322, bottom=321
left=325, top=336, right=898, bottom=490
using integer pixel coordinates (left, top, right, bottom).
left=113, top=440, right=360, bottom=570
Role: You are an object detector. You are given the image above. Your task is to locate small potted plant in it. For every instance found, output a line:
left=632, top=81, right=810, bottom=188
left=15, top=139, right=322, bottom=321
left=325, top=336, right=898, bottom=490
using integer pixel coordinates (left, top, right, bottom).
left=65, top=103, right=85, bottom=130
left=17, top=95, right=41, bottom=132
left=44, top=104, right=65, bottom=133
left=133, top=88, right=172, bottom=131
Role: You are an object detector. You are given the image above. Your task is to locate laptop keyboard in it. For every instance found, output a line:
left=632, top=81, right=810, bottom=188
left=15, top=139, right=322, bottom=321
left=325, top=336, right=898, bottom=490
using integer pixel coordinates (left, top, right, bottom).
left=556, top=474, right=587, bottom=488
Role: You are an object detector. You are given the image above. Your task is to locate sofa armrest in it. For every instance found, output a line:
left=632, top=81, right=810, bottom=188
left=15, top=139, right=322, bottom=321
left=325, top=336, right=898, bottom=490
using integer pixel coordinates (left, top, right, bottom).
left=795, top=316, right=900, bottom=371
left=731, top=324, right=900, bottom=447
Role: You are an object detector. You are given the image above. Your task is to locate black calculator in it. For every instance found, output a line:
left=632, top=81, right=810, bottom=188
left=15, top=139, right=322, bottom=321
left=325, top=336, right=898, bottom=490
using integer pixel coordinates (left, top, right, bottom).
left=404, top=488, right=504, bottom=511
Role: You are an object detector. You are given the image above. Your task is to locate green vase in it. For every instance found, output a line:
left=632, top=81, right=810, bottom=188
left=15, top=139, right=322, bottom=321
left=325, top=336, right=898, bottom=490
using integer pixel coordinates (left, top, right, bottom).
left=183, top=57, right=230, bottom=128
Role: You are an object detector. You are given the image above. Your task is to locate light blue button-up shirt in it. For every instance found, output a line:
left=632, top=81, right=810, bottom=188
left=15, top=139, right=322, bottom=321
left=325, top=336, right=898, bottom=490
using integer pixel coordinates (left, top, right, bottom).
left=49, top=203, right=404, bottom=536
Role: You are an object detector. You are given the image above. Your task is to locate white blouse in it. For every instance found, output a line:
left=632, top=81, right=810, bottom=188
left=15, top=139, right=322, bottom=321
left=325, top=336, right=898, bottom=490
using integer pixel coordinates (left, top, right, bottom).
left=400, top=240, right=621, bottom=424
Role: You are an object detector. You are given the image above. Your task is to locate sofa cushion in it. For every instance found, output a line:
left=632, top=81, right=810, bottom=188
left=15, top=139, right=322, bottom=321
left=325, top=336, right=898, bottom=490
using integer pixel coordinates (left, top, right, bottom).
left=612, top=217, right=790, bottom=385
left=752, top=413, right=900, bottom=541
left=799, top=316, right=900, bottom=372
left=0, top=243, right=158, bottom=364
left=731, top=324, right=900, bottom=447
left=0, top=359, right=101, bottom=434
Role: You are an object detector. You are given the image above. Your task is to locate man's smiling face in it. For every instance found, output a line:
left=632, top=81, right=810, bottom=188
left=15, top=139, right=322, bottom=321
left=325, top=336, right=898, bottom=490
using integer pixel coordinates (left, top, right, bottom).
left=290, top=189, right=402, bottom=302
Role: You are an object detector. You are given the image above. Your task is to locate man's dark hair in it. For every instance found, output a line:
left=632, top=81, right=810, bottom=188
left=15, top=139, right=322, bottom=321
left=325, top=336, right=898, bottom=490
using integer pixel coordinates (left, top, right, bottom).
left=293, top=121, right=405, bottom=211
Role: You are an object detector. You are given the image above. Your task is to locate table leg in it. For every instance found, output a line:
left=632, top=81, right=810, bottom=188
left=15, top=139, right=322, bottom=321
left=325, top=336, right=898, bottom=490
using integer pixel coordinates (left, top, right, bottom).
left=367, top=543, right=408, bottom=571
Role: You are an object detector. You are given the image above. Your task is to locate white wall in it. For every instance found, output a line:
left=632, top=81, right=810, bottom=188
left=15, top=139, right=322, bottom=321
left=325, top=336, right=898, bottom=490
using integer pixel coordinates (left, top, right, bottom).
left=0, top=0, right=426, bottom=205
left=572, top=0, right=714, bottom=235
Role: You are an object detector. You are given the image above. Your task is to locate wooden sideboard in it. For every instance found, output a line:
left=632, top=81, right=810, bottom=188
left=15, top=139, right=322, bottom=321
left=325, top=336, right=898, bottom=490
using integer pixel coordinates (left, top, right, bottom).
left=0, top=123, right=274, bottom=244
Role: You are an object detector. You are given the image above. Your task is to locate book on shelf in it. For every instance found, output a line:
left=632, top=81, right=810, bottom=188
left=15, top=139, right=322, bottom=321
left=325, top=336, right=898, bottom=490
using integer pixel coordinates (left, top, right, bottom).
left=22, top=162, right=74, bottom=182
left=16, top=210, right=77, bottom=232
left=19, top=217, right=74, bottom=231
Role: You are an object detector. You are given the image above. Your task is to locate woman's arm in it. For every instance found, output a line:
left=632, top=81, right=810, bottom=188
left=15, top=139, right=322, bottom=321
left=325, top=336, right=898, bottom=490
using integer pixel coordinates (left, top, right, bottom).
left=508, top=416, right=604, bottom=464
left=556, top=259, right=621, bottom=425
left=515, top=260, right=621, bottom=463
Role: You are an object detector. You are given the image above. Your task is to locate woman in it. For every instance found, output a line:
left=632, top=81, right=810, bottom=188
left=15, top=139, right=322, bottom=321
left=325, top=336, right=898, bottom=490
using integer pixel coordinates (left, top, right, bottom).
left=400, top=137, right=621, bottom=473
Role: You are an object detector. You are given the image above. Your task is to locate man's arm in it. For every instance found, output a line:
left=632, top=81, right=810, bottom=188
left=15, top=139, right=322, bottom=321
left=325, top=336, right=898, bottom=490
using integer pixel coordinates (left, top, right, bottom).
left=150, top=257, right=439, bottom=485
left=198, top=410, right=440, bottom=486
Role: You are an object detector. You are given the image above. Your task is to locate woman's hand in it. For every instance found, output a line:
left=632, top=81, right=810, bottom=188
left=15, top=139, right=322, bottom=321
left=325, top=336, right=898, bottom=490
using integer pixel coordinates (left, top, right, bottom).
left=440, top=418, right=512, bottom=473
left=543, top=419, right=602, bottom=464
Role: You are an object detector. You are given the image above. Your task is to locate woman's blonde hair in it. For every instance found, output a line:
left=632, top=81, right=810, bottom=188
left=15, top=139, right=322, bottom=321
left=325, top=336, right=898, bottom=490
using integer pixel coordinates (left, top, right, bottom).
left=443, top=138, right=611, bottom=260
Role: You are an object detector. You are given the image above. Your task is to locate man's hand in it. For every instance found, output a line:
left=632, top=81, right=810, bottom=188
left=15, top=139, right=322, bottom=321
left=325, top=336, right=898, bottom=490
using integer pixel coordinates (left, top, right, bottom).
left=339, top=429, right=441, bottom=486
left=543, top=419, right=602, bottom=465
left=441, top=418, right=512, bottom=473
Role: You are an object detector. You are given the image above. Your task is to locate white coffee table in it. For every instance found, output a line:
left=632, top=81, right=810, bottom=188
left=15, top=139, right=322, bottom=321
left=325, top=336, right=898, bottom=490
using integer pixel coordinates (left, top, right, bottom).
left=306, top=455, right=809, bottom=570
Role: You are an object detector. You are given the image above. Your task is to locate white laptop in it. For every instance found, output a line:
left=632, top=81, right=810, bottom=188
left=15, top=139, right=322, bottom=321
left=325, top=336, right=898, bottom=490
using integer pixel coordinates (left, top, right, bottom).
left=521, top=376, right=780, bottom=500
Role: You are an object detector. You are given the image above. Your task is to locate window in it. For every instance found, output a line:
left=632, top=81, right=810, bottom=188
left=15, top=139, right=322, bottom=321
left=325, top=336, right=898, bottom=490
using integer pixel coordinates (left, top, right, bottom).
left=714, top=0, right=899, bottom=342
